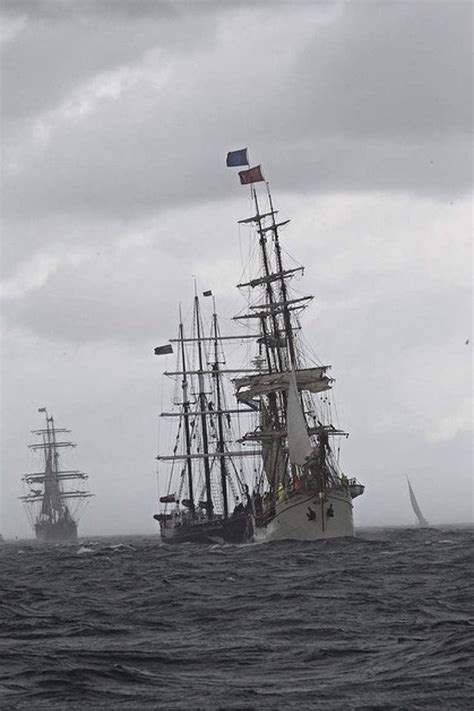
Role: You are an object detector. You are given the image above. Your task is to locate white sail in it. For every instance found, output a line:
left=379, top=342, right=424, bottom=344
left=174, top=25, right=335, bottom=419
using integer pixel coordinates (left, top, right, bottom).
left=286, top=369, right=313, bottom=466
left=406, top=475, right=428, bottom=527
left=234, top=367, right=332, bottom=401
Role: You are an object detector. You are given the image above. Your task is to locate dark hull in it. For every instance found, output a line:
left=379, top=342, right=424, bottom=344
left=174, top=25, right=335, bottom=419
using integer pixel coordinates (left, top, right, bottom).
left=35, top=519, right=78, bottom=543
left=157, top=511, right=254, bottom=545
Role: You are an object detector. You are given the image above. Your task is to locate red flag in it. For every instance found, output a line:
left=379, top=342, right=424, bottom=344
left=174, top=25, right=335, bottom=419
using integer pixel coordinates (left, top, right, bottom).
left=239, top=165, right=264, bottom=185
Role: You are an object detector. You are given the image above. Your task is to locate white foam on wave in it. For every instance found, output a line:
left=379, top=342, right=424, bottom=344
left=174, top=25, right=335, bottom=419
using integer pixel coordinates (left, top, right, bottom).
left=76, top=546, right=95, bottom=555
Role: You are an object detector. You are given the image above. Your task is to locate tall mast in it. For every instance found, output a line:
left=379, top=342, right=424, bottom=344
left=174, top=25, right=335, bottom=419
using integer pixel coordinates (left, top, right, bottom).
left=179, top=310, right=195, bottom=517
left=50, top=414, right=58, bottom=476
left=42, top=413, right=57, bottom=518
left=252, top=189, right=285, bottom=395
left=47, top=413, right=65, bottom=520
left=266, top=182, right=297, bottom=367
left=265, top=181, right=309, bottom=497
left=194, top=294, right=213, bottom=519
left=233, top=187, right=291, bottom=491
left=252, top=187, right=283, bottom=373
left=41, top=423, right=51, bottom=517
left=44, top=414, right=51, bottom=468
left=233, top=171, right=323, bottom=494
left=212, top=302, right=229, bottom=519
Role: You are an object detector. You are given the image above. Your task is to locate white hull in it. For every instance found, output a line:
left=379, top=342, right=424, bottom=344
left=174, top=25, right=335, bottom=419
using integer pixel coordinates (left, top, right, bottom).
left=264, top=488, right=355, bottom=541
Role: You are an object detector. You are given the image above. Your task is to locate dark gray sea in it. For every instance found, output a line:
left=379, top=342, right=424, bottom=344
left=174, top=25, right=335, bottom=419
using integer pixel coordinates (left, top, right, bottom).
left=1, top=526, right=473, bottom=710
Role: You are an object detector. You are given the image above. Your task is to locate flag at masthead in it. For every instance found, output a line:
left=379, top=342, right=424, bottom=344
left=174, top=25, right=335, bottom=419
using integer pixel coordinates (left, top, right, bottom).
left=239, top=165, right=265, bottom=185
left=226, top=148, right=249, bottom=167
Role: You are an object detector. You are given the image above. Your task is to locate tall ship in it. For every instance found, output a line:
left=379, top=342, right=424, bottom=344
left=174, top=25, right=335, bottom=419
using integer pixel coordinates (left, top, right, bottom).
left=153, top=295, right=256, bottom=544
left=19, top=408, right=93, bottom=542
left=227, top=149, right=364, bottom=540
left=153, top=149, right=364, bottom=543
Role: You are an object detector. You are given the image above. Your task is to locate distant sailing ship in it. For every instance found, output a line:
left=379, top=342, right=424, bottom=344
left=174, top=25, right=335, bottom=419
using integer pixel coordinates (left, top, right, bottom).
left=406, top=475, right=428, bottom=527
left=153, top=149, right=364, bottom=542
left=19, top=408, right=93, bottom=542
left=153, top=297, right=255, bottom=544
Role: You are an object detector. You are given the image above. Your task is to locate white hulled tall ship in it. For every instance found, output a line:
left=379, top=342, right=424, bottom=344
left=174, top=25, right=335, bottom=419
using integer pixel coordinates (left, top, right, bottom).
left=19, top=408, right=93, bottom=542
left=227, top=148, right=364, bottom=541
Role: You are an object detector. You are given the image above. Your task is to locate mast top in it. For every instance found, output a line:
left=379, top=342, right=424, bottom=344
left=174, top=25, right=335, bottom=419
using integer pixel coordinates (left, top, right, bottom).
left=31, top=428, right=70, bottom=435
left=238, top=210, right=277, bottom=225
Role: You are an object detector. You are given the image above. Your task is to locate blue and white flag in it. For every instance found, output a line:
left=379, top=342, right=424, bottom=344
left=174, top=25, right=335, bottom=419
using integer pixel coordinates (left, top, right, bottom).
left=226, top=148, right=249, bottom=167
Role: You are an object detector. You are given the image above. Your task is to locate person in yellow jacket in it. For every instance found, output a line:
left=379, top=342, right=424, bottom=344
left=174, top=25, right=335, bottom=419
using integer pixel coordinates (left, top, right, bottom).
left=277, top=482, right=285, bottom=502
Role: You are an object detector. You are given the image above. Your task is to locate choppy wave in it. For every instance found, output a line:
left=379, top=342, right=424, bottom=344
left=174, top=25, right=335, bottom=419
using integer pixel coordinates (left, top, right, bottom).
left=0, top=527, right=472, bottom=709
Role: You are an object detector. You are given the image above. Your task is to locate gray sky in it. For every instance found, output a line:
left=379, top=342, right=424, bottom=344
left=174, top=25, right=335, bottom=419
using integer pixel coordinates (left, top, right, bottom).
left=1, top=0, right=472, bottom=538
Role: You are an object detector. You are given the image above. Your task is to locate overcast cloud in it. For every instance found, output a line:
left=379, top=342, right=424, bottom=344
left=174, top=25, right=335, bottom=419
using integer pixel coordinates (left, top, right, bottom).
left=1, top=0, right=472, bottom=538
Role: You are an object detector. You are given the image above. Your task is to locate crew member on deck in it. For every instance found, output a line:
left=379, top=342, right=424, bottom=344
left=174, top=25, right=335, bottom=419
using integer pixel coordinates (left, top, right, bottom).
left=277, top=482, right=285, bottom=502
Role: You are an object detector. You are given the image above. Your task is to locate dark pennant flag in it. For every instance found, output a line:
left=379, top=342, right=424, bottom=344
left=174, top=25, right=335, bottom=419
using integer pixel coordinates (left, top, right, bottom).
left=154, top=344, right=173, bottom=356
left=226, top=148, right=249, bottom=167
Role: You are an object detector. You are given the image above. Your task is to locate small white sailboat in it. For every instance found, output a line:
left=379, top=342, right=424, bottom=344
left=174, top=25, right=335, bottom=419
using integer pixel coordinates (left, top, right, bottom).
left=406, top=475, right=429, bottom=527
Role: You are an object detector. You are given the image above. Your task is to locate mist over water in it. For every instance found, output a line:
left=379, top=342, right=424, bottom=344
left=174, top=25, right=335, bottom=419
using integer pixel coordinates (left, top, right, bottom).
left=1, top=527, right=472, bottom=710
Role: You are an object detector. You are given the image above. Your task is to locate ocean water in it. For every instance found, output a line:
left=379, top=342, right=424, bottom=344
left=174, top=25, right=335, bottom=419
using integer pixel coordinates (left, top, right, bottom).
left=0, top=527, right=472, bottom=710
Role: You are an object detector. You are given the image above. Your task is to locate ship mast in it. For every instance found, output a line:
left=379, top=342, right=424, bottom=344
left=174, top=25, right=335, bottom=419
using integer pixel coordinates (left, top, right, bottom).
left=252, top=186, right=283, bottom=374
left=178, top=310, right=195, bottom=518
left=44, top=414, right=61, bottom=520
left=212, top=302, right=229, bottom=519
left=248, top=188, right=286, bottom=489
left=231, top=166, right=341, bottom=494
left=265, top=182, right=297, bottom=368
left=194, top=293, right=213, bottom=519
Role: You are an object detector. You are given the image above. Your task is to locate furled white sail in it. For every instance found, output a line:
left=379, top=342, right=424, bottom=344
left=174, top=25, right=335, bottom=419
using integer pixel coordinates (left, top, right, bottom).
left=406, top=476, right=428, bottom=527
left=286, top=369, right=313, bottom=466
left=234, top=367, right=332, bottom=401
left=259, top=408, right=285, bottom=484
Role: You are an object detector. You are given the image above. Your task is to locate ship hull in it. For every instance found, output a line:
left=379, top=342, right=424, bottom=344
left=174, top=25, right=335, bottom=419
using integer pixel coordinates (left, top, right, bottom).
left=35, top=519, right=78, bottom=543
left=157, top=511, right=254, bottom=545
left=261, top=488, right=356, bottom=541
